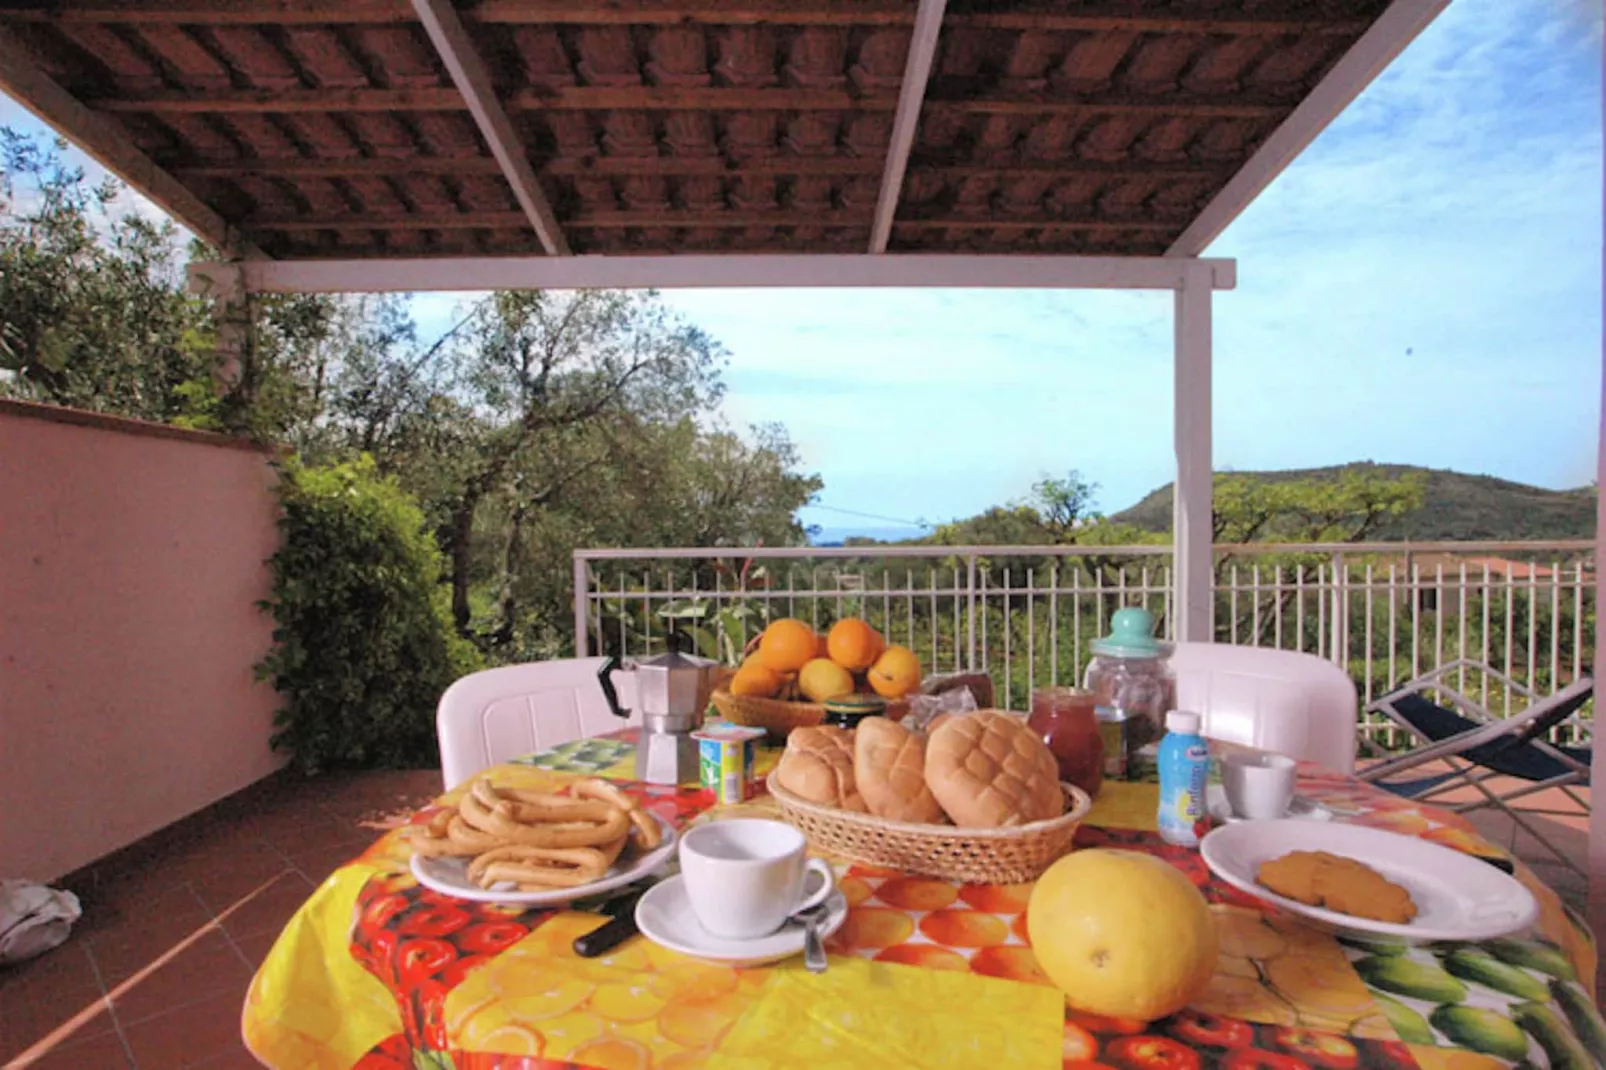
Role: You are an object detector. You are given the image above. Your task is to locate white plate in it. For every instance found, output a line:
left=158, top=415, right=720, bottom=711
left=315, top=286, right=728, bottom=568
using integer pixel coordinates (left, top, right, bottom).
left=635, top=873, right=849, bottom=968
left=1200, top=820, right=1538, bottom=943
left=410, top=813, right=678, bottom=906
left=1206, top=785, right=1333, bottom=824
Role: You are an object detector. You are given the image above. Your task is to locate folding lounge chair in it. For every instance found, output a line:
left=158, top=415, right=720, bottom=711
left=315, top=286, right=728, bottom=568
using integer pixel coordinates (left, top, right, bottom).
left=1359, top=662, right=1592, bottom=875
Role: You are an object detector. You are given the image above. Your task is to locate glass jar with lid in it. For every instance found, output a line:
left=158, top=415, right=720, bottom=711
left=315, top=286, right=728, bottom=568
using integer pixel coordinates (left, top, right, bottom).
left=1083, top=607, right=1175, bottom=782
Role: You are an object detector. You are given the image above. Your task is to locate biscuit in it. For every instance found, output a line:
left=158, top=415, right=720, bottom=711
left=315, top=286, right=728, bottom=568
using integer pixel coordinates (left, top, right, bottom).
left=924, top=711, right=1063, bottom=827
left=854, top=716, right=945, bottom=824
left=1257, top=850, right=1417, bottom=923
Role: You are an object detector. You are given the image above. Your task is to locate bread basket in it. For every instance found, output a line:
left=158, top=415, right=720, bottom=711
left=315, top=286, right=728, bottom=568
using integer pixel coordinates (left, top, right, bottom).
left=765, top=773, right=1092, bottom=884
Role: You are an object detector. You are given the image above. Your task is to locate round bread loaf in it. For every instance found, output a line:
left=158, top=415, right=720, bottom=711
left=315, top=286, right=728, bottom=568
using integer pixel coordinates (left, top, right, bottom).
left=773, top=725, right=865, bottom=811
left=924, top=711, right=1063, bottom=827
left=854, top=716, right=945, bottom=824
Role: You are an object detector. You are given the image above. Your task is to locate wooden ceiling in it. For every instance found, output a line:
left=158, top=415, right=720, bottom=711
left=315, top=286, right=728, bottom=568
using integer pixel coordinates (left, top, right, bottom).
left=0, top=1, right=1398, bottom=260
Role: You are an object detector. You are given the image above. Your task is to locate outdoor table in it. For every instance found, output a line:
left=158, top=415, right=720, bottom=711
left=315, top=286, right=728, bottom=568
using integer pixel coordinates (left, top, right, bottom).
left=243, top=728, right=1603, bottom=1070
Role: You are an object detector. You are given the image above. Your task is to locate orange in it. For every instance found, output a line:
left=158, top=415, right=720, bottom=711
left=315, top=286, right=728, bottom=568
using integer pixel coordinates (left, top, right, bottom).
left=1027, top=849, right=1218, bottom=1021
left=867, top=645, right=922, bottom=698
left=757, top=618, right=818, bottom=673
left=826, top=618, right=885, bottom=672
left=728, top=659, right=781, bottom=698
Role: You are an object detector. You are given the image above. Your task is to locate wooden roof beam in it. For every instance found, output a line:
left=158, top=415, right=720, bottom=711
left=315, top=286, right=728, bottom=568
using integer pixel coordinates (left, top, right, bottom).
left=870, top=0, right=945, bottom=254
left=84, top=87, right=1284, bottom=119
left=409, top=0, right=568, bottom=255
left=0, top=1, right=1369, bottom=33
left=242, top=210, right=1180, bottom=233
left=0, top=28, right=258, bottom=257
left=1168, top=0, right=1450, bottom=256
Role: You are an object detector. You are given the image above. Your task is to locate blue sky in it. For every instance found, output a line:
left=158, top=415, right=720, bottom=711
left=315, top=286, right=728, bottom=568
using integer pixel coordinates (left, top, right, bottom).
left=2, top=0, right=1601, bottom=540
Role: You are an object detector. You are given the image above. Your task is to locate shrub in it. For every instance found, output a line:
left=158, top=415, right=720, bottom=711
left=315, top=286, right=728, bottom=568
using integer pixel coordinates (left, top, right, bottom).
left=259, top=455, right=480, bottom=773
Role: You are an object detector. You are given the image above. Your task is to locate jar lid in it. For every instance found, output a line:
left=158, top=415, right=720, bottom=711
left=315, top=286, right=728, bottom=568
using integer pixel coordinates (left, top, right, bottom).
left=823, top=694, right=888, bottom=717
left=1090, top=607, right=1170, bottom=659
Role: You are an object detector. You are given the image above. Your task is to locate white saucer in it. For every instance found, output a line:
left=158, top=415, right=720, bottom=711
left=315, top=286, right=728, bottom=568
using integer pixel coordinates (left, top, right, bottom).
left=635, top=873, right=849, bottom=968
left=1207, top=785, right=1333, bottom=824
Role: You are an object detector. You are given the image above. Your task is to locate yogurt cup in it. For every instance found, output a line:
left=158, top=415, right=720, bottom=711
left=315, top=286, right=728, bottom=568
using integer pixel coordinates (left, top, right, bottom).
left=692, top=723, right=766, bottom=804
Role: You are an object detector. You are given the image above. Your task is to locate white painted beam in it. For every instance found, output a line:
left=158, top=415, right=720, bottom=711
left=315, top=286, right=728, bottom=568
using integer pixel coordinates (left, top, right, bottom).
left=410, top=0, right=570, bottom=256
left=0, top=28, right=257, bottom=257
left=1172, top=260, right=1215, bottom=642
left=869, top=0, right=947, bottom=254
left=1166, top=0, right=1450, bottom=257
left=191, top=254, right=1237, bottom=294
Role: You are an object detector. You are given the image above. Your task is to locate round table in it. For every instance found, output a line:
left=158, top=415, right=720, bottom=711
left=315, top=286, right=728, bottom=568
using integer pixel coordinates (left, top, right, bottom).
left=242, top=729, right=1603, bottom=1070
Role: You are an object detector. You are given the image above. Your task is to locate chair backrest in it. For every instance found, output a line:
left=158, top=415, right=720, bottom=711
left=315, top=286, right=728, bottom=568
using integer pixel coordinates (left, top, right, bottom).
left=436, top=658, right=640, bottom=789
left=1170, top=642, right=1359, bottom=774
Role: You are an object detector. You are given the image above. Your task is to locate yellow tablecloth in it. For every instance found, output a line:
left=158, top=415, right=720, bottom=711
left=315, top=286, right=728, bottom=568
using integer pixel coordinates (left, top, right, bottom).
left=242, top=733, right=1602, bottom=1070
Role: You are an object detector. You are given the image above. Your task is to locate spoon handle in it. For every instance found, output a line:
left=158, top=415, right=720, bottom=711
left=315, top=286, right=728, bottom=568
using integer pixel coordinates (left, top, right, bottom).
left=803, top=912, right=827, bottom=973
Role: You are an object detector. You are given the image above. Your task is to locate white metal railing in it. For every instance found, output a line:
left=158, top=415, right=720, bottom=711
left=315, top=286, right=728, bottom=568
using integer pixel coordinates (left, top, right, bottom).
left=573, top=541, right=1595, bottom=744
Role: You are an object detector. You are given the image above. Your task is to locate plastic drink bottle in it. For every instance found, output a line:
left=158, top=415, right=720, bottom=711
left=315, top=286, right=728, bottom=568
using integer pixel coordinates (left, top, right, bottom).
left=1156, top=710, right=1210, bottom=847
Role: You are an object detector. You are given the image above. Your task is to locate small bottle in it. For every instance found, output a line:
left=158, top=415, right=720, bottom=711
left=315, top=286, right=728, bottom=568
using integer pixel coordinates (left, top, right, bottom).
left=1156, top=710, right=1210, bottom=847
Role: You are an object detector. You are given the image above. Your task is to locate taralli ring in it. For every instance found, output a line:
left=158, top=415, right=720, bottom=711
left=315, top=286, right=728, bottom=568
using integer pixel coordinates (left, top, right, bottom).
left=573, top=779, right=662, bottom=849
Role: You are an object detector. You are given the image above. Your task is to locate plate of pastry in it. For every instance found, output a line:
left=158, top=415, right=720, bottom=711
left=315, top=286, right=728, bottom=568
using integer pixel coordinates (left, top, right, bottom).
left=1200, top=820, right=1538, bottom=943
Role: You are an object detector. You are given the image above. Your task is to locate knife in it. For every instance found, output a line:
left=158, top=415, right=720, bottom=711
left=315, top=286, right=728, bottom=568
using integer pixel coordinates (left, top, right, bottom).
left=573, top=885, right=651, bottom=958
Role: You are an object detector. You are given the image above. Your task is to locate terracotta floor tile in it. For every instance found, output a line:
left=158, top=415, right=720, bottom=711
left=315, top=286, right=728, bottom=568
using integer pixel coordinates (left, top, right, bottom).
left=87, top=887, right=222, bottom=989
left=190, top=851, right=301, bottom=916
left=15, top=1027, right=136, bottom=1070
left=217, top=872, right=317, bottom=942
left=190, top=1045, right=269, bottom=1069
left=0, top=944, right=117, bottom=1063
left=232, top=930, right=282, bottom=971
left=286, top=839, right=375, bottom=887
left=122, top=989, right=250, bottom=1069
left=111, top=930, right=252, bottom=1027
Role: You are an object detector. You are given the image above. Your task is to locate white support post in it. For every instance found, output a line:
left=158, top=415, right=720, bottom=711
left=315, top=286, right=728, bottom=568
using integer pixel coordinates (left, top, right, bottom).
left=868, top=0, right=946, bottom=254
left=1173, top=260, right=1214, bottom=642
left=1590, top=23, right=1605, bottom=959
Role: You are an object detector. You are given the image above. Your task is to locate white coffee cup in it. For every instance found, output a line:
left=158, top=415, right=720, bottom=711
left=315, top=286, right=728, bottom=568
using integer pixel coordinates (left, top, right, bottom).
left=1222, top=751, right=1297, bottom=820
left=678, top=819, right=835, bottom=941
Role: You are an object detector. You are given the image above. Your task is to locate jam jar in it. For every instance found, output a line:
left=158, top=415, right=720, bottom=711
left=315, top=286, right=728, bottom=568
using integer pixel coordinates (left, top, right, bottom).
left=1084, top=607, right=1175, bottom=782
left=1027, top=687, right=1104, bottom=797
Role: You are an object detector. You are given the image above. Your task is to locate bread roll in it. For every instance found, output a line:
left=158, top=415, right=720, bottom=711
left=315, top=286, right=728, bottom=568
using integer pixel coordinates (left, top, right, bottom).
left=853, top=717, right=945, bottom=824
left=924, top=711, right=1063, bottom=827
left=774, top=725, right=865, bottom=811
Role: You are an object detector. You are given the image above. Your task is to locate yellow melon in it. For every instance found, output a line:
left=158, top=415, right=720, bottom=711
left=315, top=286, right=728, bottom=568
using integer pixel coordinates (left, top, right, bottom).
left=1026, top=849, right=1218, bottom=1021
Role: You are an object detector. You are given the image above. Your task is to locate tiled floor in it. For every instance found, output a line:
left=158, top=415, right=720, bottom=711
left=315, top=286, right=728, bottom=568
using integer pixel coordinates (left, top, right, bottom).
left=0, top=767, right=1593, bottom=1068
left=0, top=769, right=441, bottom=1069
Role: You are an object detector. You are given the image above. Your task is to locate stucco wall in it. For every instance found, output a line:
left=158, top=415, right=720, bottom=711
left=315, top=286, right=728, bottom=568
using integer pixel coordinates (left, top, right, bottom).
left=0, top=400, right=285, bottom=882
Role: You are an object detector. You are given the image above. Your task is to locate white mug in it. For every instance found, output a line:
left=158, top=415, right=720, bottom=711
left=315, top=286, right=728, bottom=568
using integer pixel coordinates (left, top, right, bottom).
left=679, top=819, right=835, bottom=941
left=1222, top=751, right=1296, bottom=820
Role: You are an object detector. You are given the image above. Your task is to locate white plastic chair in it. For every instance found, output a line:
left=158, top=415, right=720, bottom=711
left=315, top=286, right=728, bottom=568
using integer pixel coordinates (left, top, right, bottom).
left=436, top=658, right=640, bottom=789
left=1170, top=642, right=1360, bottom=774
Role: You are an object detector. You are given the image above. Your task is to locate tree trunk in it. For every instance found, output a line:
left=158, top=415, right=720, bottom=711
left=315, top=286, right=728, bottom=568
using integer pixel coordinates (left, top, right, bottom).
left=449, top=493, right=480, bottom=636
left=493, top=501, right=529, bottom=649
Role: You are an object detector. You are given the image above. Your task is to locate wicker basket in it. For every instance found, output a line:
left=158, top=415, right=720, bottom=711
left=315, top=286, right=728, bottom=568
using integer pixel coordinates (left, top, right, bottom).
left=709, top=685, right=909, bottom=742
left=766, top=773, right=1092, bottom=884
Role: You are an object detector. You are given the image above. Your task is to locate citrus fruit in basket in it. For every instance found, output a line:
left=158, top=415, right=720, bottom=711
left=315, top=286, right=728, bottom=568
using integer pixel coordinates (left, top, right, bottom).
left=827, top=618, right=885, bottom=672
left=729, top=658, right=782, bottom=698
left=757, top=618, right=819, bottom=673
left=798, top=657, right=855, bottom=702
left=867, top=645, right=922, bottom=698
left=1027, top=849, right=1218, bottom=1021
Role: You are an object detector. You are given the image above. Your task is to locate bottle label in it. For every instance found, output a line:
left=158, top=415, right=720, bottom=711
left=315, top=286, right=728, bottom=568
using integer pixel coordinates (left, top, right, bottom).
left=1158, top=741, right=1210, bottom=847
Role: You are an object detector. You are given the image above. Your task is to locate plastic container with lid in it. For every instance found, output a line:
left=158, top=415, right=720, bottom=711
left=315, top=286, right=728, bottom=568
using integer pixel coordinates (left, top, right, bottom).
left=1083, top=607, right=1175, bottom=782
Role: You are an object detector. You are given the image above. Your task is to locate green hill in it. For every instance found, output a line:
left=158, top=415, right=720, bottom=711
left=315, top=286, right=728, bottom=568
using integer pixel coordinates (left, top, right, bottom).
left=1111, top=463, right=1595, bottom=541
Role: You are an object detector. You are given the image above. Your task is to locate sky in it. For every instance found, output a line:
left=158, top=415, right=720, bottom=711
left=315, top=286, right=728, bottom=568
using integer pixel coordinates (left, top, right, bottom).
left=2, top=0, right=1601, bottom=542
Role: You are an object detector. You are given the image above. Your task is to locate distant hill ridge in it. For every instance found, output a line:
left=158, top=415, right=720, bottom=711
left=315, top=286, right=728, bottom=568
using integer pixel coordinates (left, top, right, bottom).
left=1111, top=463, right=1595, bottom=541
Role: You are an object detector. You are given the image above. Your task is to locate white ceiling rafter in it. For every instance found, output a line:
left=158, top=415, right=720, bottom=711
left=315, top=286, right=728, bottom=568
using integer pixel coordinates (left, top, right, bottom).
left=869, top=0, right=947, bottom=254
left=410, top=0, right=571, bottom=256
left=1167, top=0, right=1451, bottom=257
left=189, top=254, right=1237, bottom=295
left=0, top=28, right=260, bottom=258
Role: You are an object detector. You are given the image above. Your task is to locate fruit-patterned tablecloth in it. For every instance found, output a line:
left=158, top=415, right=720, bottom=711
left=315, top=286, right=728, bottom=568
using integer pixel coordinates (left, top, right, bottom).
left=242, top=731, right=1606, bottom=1070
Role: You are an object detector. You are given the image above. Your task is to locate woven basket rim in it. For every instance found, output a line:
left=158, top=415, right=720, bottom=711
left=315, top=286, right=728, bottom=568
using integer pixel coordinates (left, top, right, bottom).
left=765, top=772, right=1092, bottom=840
